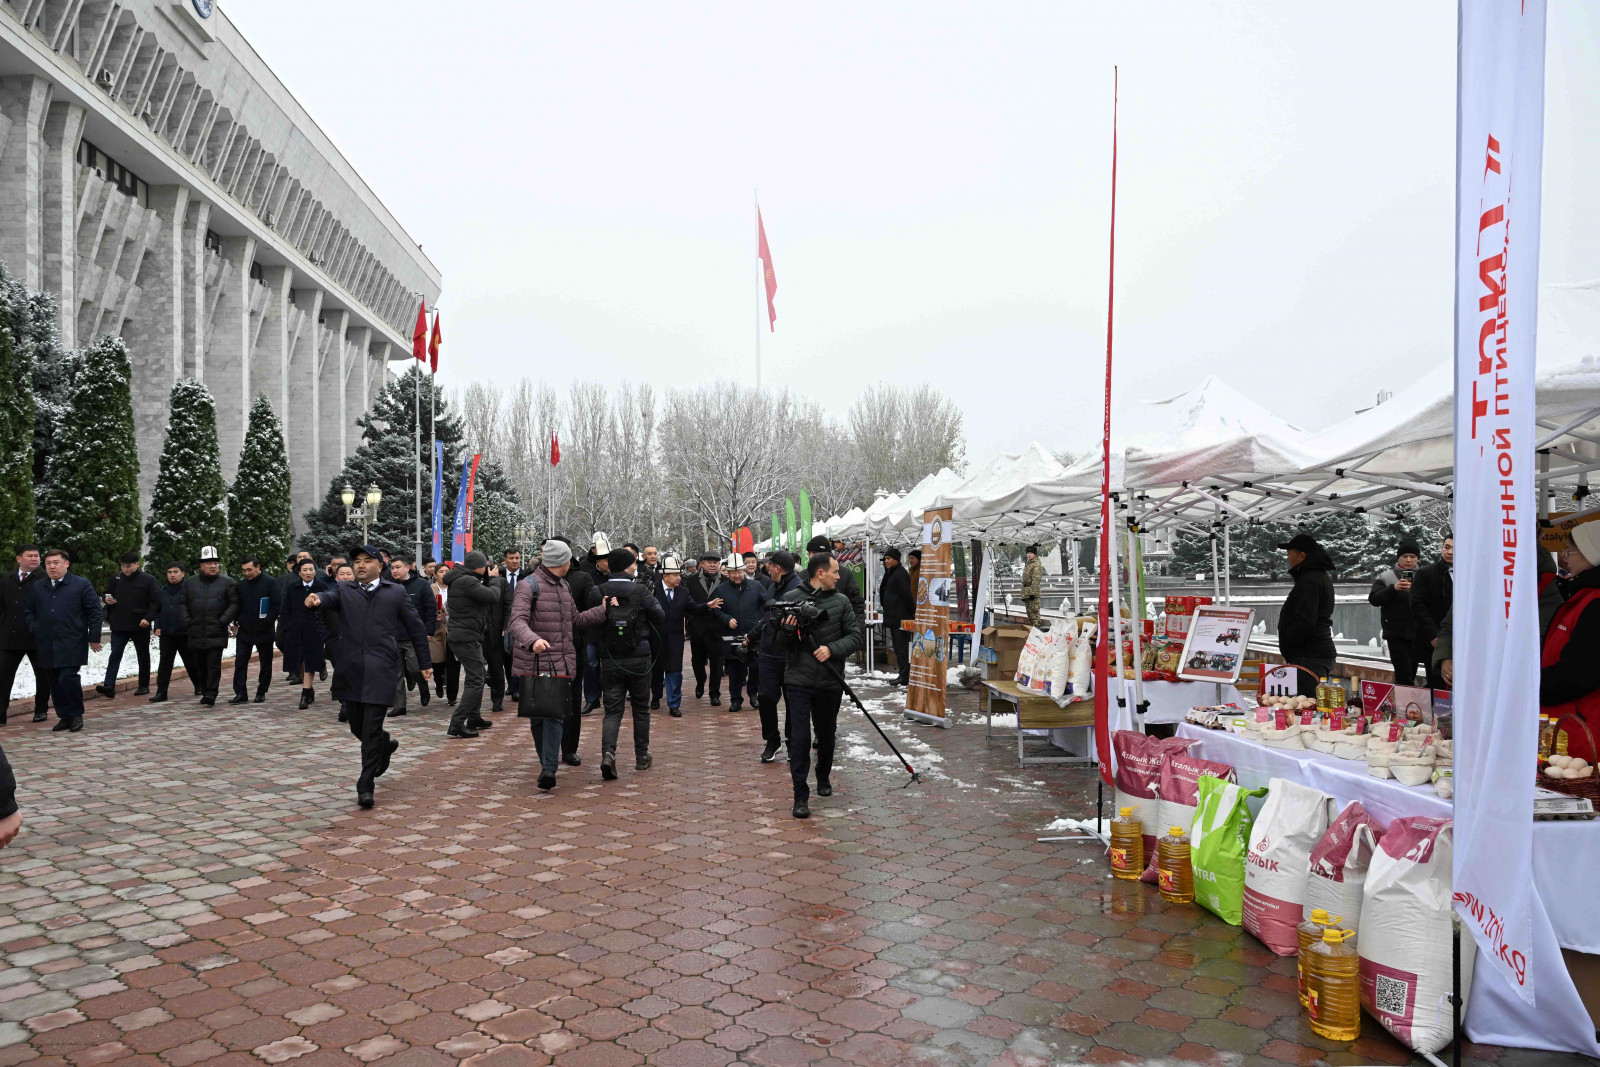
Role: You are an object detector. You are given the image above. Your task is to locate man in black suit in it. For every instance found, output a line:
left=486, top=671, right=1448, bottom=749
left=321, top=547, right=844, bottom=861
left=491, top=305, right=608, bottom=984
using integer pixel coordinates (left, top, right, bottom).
left=686, top=554, right=726, bottom=704
left=654, top=556, right=716, bottom=717
left=0, top=545, right=48, bottom=724
left=1413, top=533, right=1454, bottom=689
left=499, top=548, right=532, bottom=702
left=878, top=547, right=916, bottom=686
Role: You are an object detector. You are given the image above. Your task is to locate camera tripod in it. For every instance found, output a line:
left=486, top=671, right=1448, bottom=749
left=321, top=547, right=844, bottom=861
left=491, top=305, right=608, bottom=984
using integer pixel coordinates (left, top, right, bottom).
left=803, top=635, right=922, bottom=786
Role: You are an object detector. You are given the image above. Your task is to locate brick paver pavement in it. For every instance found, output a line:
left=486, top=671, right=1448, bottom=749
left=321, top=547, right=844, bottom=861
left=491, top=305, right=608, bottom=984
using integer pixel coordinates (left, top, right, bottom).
left=0, top=668, right=1587, bottom=1067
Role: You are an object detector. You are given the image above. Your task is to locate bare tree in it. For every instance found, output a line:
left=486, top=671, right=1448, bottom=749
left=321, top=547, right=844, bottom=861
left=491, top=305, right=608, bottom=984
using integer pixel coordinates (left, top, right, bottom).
left=848, top=382, right=966, bottom=493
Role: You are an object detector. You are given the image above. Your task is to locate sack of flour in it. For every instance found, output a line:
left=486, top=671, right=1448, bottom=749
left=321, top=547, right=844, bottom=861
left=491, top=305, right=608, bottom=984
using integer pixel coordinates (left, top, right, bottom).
left=1112, top=732, right=1195, bottom=861
left=1014, top=627, right=1047, bottom=687
left=1047, top=620, right=1077, bottom=700
left=1305, top=801, right=1383, bottom=934
left=1190, top=776, right=1267, bottom=926
left=1143, top=753, right=1235, bottom=882
left=1243, top=777, right=1335, bottom=955
left=1027, top=630, right=1057, bottom=694
left=1067, top=622, right=1096, bottom=694
left=1359, top=818, right=1472, bottom=1056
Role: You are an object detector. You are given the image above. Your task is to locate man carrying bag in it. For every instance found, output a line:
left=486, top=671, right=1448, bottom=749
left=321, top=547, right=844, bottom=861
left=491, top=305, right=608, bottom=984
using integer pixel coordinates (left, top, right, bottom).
left=509, top=540, right=607, bottom=791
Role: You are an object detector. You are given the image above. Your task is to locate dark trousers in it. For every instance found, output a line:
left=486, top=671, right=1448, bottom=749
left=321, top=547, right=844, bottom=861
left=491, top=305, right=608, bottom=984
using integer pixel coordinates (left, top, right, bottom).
left=583, top=641, right=600, bottom=706
left=690, top=632, right=723, bottom=697
left=563, top=671, right=585, bottom=757
left=530, top=718, right=563, bottom=776
left=744, top=655, right=760, bottom=707
left=450, top=637, right=487, bottom=726
left=484, top=633, right=506, bottom=708
left=651, top=658, right=665, bottom=705
left=786, top=683, right=841, bottom=802
left=757, top=652, right=787, bottom=747
left=155, top=634, right=195, bottom=696
left=345, top=701, right=393, bottom=792
left=600, top=658, right=651, bottom=759
left=104, top=630, right=151, bottom=690
left=725, top=657, right=749, bottom=709
left=1387, top=638, right=1424, bottom=687
left=192, top=646, right=225, bottom=699
left=232, top=636, right=274, bottom=697
left=503, top=632, right=520, bottom=701
left=1285, top=655, right=1333, bottom=697
left=51, top=665, right=85, bottom=722
left=0, top=647, right=49, bottom=717
left=890, top=627, right=912, bottom=685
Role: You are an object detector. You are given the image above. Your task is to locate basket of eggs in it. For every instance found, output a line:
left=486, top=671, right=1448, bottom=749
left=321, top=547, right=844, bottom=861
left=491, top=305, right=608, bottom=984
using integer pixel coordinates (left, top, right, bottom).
left=1539, top=716, right=1600, bottom=803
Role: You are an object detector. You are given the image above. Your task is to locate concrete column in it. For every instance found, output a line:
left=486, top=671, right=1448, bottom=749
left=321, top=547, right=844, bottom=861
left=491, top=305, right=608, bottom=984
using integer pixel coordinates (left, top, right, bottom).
left=0, top=77, right=51, bottom=288
left=370, top=342, right=391, bottom=413
left=125, top=184, right=192, bottom=517
left=179, top=198, right=210, bottom=378
left=41, top=101, right=85, bottom=348
left=209, top=234, right=256, bottom=483
left=318, top=309, right=349, bottom=489
left=344, top=325, right=372, bottom=464
left=288, top=288, right=324, bottom=535
left=251, top=263, right=293, bottom=420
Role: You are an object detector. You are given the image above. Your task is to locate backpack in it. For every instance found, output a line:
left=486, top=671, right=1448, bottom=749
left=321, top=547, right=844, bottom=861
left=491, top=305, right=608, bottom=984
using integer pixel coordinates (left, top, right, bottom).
left=602, top=583, right=645, bottom=658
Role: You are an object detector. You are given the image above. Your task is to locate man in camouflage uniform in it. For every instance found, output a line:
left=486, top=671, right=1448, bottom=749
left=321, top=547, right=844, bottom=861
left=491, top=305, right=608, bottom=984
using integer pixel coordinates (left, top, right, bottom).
left=1021, top=544, right=1045, bottom=629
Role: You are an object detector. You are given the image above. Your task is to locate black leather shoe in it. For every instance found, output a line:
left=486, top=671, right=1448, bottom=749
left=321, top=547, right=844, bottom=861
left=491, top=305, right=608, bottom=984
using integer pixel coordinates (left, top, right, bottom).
left=199, top=696, right=215, bottom=706
left=761, top=742, right=780, bottom=763
left=650, top=700, right=660, bottom=710
left=490, top=702, right=503, bottom=713
left=33, top=710, right=46, bottom=722
left=709, top=694, right=720, bottom=707
left=298, top=689, right=313, bottom=710
left=95, top=683, right=115, bottom=700
left=406, top=675, right=416, bottom=691
left=695, top=685, right=704, bottom=699
left=357, top=791, right=374, bottom=809
left=447, top=723, right=479, bottom=738
left=669, top=708, right=682, bottom=717
left=537, top=772, right=556, bottom=791
left=561, top=753, right=581, bottom=766
left=469, top=716, right=493, bottom=730
left=792, top=801, right=810, bottom=819
left=229, top=694, right=249, bottom=705
left=51, top=718, right=72, bottom=732
left=318, top=669, right=327, bottom=681
left=337, top=707, right=348, bottom=723
left=377, top=738, right=399, bottom=777
left=729, top=701, right=742, bottom=712
left=389, top=707, right=407, bottom=716
left=581, top=700, right=600, bottom=716
left=68, top=718, right=83, bottom=732
left=635, top=754, right=653, bottom=771
left=418, top=688, right=430, bottom=706
left=134, top=686, right=149, bottom=696
left=817, top=780, right=833, bottom=797
left=253, top=692, right=267, bottom=703
left=601, top=754, right=617, bottom=780
left=148, top=693, right=167, bottom=703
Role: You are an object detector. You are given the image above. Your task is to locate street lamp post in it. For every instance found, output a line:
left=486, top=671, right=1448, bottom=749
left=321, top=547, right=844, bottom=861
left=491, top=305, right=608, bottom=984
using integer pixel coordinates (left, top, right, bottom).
left=514, top=522, right=536, bottom=556
left=341, top=484, right=383, bottom=546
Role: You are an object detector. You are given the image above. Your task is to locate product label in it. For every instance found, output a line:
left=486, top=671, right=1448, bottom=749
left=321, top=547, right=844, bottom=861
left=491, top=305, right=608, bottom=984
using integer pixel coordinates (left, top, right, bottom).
left=1299, top=710, right=1315, bottom=726
left=1275, top=709, right=1289, bottom=731
left=1359, top=958, right=1418, bottom=1042
left=1308, top=985, right=1321, bottom=1020
left=1110, top=848, right=1129, bottom=871
left=1157, top=868, right=1176, bottom=893
left=1331, top=712, right=1346, bottom=732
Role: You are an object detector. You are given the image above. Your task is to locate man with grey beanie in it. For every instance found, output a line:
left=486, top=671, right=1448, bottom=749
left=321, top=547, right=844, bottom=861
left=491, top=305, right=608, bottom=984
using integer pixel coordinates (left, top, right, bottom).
left=442, top=550, right=500, bottom=738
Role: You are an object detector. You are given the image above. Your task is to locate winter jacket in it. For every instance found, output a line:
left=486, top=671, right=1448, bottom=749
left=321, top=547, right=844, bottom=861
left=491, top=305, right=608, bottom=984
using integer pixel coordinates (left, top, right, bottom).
left=178, top=572, right=240, bottom=651
left=316, top=578, right=432, bottom=705
left=427, top=579, right=449, bottom=663
left=684, top=570, right=724, bottom=640
left=153, top=579, right=188, bottom=636
left=442, top=566, right=498, bottom=644
left=508, top=565, right=608, bottom=678
left=835, top=564, right=867, bottom=647
left=1021, top=559, right=1044, bottom=600
left=1277, top=544, right=1336, bottom=663
left=654, top=582, right=708, bottom=669
left=234, top=573, right=281, bottom=639
left=401, top=573, right=438, bottom=636
left=777, top=580, right=862, bottom=692
left=0, top=568, right=42, bottom=650
left=711, top=576, right=771, bottom=636
left=25, top=572, right=102, bottom=669
left=566, top=567, right=598, bottom=643
left=758, top=571, right=803, bottom=654
left=1411, top=560, right=1453, bottom=644
left=499, top=567, right=533, bottom=633
left=101, top=569, right=160, bottom=633
left=879, top=563, right=915, bottom=628
left=1367, top=567, right=1419, bottom=642
left=279, top=575, right=329, bottom=672
left=594, top=575, right=666, bottom=661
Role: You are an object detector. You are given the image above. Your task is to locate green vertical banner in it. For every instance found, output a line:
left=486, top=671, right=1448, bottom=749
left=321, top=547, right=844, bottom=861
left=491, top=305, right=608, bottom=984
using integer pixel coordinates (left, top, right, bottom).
left=799, top=490, right=813, bottom=551
left=784, top=498, right=797, bottom=552
left=771, top=514, right=781, bottom=551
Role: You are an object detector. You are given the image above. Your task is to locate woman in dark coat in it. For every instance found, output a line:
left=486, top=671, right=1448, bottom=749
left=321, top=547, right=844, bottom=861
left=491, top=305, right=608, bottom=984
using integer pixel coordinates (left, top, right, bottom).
left=278, top=559, right=329, bottom=708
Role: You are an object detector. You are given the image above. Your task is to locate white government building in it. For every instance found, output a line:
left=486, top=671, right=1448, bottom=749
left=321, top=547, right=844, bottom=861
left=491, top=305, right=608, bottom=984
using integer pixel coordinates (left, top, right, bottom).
left=0, top=0, right=440, bottom=531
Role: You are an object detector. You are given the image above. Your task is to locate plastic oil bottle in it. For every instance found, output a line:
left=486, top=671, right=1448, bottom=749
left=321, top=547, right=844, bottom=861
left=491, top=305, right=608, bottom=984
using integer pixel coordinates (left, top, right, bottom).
left=1305, top=928, right=1360, bottom=1041
left=1156, top=826, right=1193, bottom=904
left=1296, top=909, right=1343, bottom=1008
left=1109, top=807, right=1144, bottom=881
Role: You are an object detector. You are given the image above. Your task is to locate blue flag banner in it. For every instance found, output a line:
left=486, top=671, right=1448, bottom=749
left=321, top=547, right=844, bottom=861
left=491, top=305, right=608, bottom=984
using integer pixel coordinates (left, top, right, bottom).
left=450, top=452, right=472, bottom=563
left=431, top=440, right=445, bottom=563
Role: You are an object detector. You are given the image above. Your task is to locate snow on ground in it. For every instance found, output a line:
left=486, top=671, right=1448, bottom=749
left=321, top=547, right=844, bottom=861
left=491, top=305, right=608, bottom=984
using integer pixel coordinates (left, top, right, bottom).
left=10, top=644, right=146, bottom=699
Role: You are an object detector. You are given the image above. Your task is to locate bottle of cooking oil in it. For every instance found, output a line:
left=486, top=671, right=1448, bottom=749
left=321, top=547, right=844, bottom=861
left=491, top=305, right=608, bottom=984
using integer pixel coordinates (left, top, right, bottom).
left=1314, top=677, right=1331, bottom=712
left=1156, top=826, right=1193, bottom=904
left=1109, top=806, right=1143, bottom=881
left=1539, top=715, right=1555, bottom=759
left=1305, top=929, right=1360, bottom=1041
left=1325, top=677, right=1346, bottom=714
left=1296, top=909, right=1343, bottom=1008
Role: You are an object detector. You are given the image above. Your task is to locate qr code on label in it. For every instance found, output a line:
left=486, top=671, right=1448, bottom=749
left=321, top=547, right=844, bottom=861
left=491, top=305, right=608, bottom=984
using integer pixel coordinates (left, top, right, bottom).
left=1374, top=973, right=1410, bottom=1016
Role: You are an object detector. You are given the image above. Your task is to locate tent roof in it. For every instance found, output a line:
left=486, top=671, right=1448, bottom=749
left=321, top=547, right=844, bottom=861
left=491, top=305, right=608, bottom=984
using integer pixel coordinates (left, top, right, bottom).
left=934, top=443, right=1070, bottom=519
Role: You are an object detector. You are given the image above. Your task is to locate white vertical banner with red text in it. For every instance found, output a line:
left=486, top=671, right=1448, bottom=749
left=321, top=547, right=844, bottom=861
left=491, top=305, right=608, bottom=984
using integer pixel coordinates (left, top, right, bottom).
left=1451, top=0, right=1545, bottom=1008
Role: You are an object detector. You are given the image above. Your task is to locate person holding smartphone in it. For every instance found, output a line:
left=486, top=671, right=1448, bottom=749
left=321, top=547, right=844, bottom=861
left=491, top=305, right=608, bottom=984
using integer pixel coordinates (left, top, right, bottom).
left=1369, top=539, right=1424, bottom=685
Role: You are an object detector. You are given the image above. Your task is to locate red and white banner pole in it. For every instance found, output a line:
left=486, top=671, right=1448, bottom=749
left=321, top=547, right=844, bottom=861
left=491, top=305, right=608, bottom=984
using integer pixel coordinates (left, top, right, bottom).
left=1093, top=67, right=1120, bottom=785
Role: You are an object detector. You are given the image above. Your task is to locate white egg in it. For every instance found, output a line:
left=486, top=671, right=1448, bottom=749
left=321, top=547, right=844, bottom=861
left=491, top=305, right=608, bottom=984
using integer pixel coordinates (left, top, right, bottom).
left=1543, top=766, right=1562, bottom=779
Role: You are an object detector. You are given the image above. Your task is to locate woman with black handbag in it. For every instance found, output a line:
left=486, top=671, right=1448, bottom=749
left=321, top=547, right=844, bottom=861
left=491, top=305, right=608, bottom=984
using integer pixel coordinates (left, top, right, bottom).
left=509, top=540, right=609, bottom=790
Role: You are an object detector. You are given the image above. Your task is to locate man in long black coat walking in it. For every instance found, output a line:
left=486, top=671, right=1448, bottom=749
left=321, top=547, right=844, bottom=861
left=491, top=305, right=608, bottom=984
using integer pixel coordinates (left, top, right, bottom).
left=0, top=544, right=48, bottom=724
left=305, top=546, right=432, bottom=808
left=231, top=557, right=280, bottom=704
left=878, top=547, right=915, bottom=687
left=178, top=546, right=239, bottom=705
left=25, top=550, right=101, bottom=732
left=97, top=551, right=159, bottom=698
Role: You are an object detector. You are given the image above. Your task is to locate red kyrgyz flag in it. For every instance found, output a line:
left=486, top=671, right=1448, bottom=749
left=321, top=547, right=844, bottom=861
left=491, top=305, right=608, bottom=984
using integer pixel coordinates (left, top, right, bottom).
left=757, top=207, right=777, bottom=331
left=428, top=313, right=442, bottom=373
left=549, top=431, right=561, bottom=466
left=412, top=301, right=428, bottom=362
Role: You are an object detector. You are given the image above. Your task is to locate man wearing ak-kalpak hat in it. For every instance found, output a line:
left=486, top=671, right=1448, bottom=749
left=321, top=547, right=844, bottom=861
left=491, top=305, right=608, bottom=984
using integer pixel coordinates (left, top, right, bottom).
left=304, top=546, right=432, bottom=809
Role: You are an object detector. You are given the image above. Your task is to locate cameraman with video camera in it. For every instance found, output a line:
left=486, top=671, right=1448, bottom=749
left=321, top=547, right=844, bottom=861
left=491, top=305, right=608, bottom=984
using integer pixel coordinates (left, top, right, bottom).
left=774, top=553, right=861, bottom=819
left=711, top=552, right=770, bottom=713
left=594, top=547, right=666, bottom=781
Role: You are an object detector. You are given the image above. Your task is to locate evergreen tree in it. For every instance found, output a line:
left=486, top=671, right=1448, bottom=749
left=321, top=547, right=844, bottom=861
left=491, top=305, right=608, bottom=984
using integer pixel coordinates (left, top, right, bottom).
left=1363, top=503, right=1432, bottom=573
left=0, top=268, right=36, bottom=549
left=35, top=335, right=142, bottom=589
left=146, top=378, right=228, bottom=570
left=228, top=394, right=293, bottom=572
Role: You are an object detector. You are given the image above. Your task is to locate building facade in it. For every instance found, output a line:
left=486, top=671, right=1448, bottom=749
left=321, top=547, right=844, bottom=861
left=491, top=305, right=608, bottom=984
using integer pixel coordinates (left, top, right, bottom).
left=0, top=0, right=440, bottom=532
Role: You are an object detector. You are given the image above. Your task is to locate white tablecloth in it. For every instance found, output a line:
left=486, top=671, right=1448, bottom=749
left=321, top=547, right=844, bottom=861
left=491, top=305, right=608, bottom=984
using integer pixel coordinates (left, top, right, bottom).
left=1175, top=724, right=1600, bottom=1057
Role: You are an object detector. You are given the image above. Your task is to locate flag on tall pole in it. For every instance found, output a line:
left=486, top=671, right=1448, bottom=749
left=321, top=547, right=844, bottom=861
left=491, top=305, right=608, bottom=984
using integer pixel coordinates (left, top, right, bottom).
left=550, top=432, right=561, bottom=466
left=1093, top=68, right=1120, bottom=787
left=429, top=313, right=442, bottom=374
left=547, top=431, right=559, bottom=541
left=757, top=205, right=777, bottom=331
left=412, top=301, right=428, bottom=362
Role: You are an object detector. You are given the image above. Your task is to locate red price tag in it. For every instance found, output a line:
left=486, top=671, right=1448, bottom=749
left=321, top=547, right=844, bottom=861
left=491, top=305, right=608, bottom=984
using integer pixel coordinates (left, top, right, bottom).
left=1274, top=709, right=1289, bottom=730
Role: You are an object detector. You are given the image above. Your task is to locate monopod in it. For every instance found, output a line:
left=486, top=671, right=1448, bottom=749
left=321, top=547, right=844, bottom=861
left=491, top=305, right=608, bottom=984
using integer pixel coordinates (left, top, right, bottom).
left=807, top=637, right=922, bottom=786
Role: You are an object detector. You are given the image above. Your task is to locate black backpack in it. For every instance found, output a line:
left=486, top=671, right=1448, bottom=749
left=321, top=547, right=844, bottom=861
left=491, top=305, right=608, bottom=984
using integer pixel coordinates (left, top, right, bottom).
left=601, top=583, right=644, bottom=658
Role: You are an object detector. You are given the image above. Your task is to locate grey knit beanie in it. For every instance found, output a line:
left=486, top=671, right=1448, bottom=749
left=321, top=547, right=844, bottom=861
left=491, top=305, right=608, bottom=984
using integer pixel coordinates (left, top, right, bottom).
left=541, top=539, right=573, bottom=568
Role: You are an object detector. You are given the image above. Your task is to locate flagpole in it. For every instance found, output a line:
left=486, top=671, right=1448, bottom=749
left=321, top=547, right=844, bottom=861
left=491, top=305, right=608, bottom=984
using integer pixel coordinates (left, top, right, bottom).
left=414, top=360, right=422, bottom=564
left=429, top=331, right=436, bottom=561
left=754, top=188, right=762, bottom=392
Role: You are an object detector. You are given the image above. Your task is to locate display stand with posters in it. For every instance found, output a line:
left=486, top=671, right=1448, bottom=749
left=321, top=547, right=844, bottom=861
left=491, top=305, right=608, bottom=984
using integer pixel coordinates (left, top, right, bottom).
left=906, top=506, right=953, bottom=727
left=1175, top=605, right=1255, bottom=685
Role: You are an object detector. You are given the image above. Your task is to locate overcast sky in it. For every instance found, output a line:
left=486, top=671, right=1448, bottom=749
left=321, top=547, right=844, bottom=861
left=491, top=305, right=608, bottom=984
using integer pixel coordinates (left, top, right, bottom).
left=227, top=2, right=1599, bottom=468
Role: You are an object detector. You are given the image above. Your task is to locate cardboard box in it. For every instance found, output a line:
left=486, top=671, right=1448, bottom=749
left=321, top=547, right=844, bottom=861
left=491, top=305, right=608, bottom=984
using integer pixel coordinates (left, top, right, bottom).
left=981, top=625, right=1031, bottom=672
left=1164, top=596, right=1213, bottom=639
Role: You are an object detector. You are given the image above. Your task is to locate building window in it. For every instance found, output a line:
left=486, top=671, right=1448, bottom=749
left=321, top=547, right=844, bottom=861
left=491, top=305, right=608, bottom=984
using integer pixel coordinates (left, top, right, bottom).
left=249, top=262, right=264, bottom=283
left=204, top=230, right=221, bottom=254
left=79, top=139, right=147, bottom=204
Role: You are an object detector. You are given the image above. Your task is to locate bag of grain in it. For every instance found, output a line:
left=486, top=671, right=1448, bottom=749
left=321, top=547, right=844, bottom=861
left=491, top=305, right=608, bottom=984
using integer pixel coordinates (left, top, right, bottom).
left=1243, top=777, right=1335, bottom=955
left=1067, top=622, right=1096, bottom=694
left=1047, top=620, right=1077, bottom=701
left=1142, top=752, right=1235, bottom=882
left=1014, top=627, right=1048, bottom=688
left=1305, top=801, right=1383, bottom=933
left=1111, top=731, right=1195, bottom=863
left=1358, top=818, right=1472, bottom=1056
left=1190, top=776, right=1268, bottom=926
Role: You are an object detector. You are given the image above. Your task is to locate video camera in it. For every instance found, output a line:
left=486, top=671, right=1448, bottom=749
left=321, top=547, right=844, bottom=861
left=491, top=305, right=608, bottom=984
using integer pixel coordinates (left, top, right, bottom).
left=766, top=596, right=823, bottom=646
